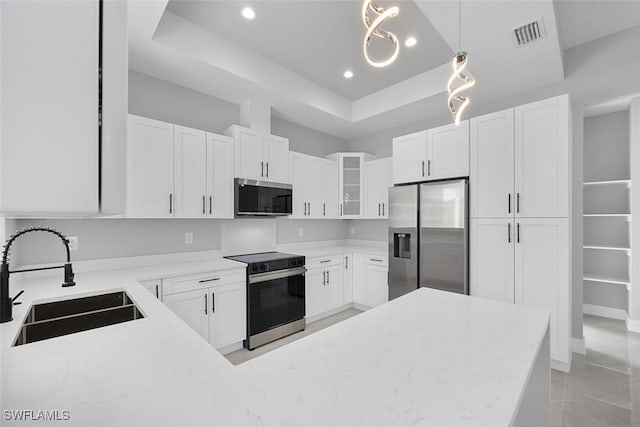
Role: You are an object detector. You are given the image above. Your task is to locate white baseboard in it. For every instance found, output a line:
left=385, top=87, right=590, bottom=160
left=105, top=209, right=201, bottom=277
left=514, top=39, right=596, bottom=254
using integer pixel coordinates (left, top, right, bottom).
left=626, top=317, right=640, bottom=333
left=583, top=303, right=627, bottom=320
left=551, top=356, right=571, bottom=373
left=572, top=337, right=586, bottom=355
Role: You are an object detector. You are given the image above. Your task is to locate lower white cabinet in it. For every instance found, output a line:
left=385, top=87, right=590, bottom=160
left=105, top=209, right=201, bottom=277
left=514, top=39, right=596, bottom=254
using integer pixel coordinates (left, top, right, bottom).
left=140, top=279, right=163, bottom=300
left=162, top=270, right=246, bottom=352
left=363, top=257, right=389, bottom=308
left=306, top=259, right=345, bottom=318
left=470, top=218, right=570, bottom=367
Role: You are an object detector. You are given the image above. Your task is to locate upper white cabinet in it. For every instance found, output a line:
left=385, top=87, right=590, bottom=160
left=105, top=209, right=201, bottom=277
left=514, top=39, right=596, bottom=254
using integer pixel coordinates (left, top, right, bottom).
left=127, top=115, right=175, bottom=218
left=514, top=96, right=570, bottom=218
left=427, top=121, right=470, bottom=180
left=470, top=109, right=515, bottom=218
left=392, top=131, right=427, bottom=184
left=127, top=115, right=233, bottom=219
left=0, top=0, right=126, bottom=216
left=392, top=122, right=469, bottom=185
left=364, top=158, right=393, bottom=219
left=470, top=95, right=569, bottom=219
left=327, top=153, right=373, bottom=218
left=224, top=125, right=289, bottom=182
left=290, top=152, right=339, bottom=218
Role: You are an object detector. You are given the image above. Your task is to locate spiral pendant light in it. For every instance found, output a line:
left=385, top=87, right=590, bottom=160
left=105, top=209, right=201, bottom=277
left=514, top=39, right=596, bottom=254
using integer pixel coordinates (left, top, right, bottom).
left=362, top=0, right=400, bottom=68
left=447, top=0, right=475, bottom=125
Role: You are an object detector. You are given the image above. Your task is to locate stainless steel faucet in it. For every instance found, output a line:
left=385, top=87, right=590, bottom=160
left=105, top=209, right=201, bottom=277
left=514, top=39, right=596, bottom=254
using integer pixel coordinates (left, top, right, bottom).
left=1, top=227, right=75, bottom=323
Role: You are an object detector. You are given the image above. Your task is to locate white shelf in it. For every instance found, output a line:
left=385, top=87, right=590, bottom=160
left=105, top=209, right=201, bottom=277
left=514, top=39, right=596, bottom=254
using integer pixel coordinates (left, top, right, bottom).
left=583, top=214, right=631, bottom=218
left=583, top=275, right=630, bottom=287
left=583, top=245, right=631, bottom=253
left=583, top=179, right=631, bottom=187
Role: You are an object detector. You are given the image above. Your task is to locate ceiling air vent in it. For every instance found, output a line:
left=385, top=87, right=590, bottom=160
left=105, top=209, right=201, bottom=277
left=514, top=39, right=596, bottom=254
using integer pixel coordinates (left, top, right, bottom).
left=512, top=17, right=546, bottom=46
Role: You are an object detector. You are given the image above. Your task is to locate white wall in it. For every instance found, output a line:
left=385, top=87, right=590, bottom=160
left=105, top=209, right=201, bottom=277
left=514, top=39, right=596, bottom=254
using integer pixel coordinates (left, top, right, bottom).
left=629, top=97, right=640, bottom=327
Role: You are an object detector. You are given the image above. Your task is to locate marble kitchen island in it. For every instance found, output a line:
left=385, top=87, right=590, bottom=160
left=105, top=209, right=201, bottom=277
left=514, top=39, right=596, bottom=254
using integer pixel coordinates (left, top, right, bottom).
left=1, top=265, right=549, bottom=427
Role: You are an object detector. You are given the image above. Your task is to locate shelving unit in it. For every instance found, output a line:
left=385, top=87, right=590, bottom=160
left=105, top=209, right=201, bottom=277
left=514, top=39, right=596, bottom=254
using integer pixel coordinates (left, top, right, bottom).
left=582, top=110, right=632, bottom=317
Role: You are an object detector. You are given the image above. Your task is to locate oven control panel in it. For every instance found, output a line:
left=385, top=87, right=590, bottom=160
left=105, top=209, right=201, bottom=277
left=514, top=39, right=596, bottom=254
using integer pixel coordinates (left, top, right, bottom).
left=249, top=257, right=305, bottom=274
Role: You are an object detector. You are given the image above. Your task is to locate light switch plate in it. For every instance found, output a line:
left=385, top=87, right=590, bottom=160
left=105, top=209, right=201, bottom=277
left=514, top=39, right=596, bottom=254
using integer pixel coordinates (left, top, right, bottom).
left=350, top=227, right=356, bottom=234
left=185, top=232, right=194, bottom=244
left=297, top=228, right=304, bottom=237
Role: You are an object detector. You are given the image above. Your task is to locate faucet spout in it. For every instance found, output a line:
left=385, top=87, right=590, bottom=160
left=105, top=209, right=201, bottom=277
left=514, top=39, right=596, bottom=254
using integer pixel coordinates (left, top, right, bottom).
left=0, top=227, right=76, bottom=323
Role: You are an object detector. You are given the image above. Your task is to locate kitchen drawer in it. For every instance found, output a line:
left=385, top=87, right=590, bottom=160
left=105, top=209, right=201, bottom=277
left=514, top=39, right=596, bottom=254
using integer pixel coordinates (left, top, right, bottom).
left=363, top=255, right=388, bottom=268
left=306, top=254, right=344, bottom=270
left=162, top=269, right=246, bottom=296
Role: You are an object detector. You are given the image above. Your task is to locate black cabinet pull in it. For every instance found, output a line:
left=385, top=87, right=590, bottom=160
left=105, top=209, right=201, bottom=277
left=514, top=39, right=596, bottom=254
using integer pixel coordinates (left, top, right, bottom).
left=323, top=203, right=326, bottom=216
left=326, top=270, right=330, bottom=284
left=508, top=193, right=511, bottom=214
left=211, top=292, right=215, bottom=313
left=209, top=196, right=212, bottom=214
left=378, top=203, right=381, bottom=216
left=261, top=161, right=264, bottom=177
left=345, top=256, right=348, bottom=269
left=382, top=203, right=385, bottom=216
left=340, top=204, right=343, bottom=216
left=517, top=193, right=520, bottom=213
left=517, top=223, right=520, bottom=243
left=308, top=202, right=311, bottom=215
left=320, top=259, right=331, bottom=264
left=322, top=270, right=326, bottom=285
left=202, top=195, right=206, bottom=214
left=428, top=160, right=431, bottom=176
left=155, top=284, right=159, bottom=298
left=199, top=277, right=220, bottom=284
left=204, top=294, right=207, bottom=315
left=266, top=162, right=269, bottom=178
left=508, top=223, right=511, bottom=243
left=169, top=193, right=173, bottom=214
left=422, top=160, right=425, bottom=176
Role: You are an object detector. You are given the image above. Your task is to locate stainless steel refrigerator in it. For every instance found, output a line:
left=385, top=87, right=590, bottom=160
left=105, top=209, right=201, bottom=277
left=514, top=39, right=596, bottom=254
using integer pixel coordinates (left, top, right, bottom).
left=388, top=179, right=468, bottom=300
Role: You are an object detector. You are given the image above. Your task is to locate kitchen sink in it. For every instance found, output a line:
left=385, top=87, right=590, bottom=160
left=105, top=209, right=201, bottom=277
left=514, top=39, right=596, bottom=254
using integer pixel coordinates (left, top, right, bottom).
left=13, top=291, right=144, bottom=346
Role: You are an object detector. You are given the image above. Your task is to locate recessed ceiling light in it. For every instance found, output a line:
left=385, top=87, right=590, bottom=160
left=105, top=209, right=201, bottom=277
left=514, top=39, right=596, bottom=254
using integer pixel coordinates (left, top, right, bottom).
left=241, top=7, right=256, bottom=20
left=343, top=70, right=354, bottom=79
left=405, top=36, right=417, bottom=48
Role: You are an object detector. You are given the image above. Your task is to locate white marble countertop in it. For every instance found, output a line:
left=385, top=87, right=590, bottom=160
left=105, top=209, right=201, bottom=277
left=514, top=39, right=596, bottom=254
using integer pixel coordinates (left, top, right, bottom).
left=1, top=258, right=548, bottom=427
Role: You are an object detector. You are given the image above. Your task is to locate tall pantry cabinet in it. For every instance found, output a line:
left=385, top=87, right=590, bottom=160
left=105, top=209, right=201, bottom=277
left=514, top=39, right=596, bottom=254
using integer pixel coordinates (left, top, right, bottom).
left=469, top=94, right=571, bottom=370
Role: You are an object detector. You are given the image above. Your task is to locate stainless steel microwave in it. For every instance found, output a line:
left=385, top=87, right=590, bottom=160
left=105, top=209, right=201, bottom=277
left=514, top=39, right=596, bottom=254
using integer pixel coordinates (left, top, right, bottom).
left=234, top=178, right=292, bottom=217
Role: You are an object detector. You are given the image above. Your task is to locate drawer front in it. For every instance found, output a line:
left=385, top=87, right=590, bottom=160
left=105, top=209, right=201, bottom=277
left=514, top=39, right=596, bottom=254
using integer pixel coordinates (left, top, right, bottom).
left=306, top=254, right=343, bottom=270
left=363, top=254, right=388, bottom=268
left=163, top=269, right=246, bottom=296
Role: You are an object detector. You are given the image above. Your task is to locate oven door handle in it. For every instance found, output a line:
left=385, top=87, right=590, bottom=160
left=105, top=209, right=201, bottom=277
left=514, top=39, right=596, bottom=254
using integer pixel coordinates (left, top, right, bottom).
left=248, top=267, right=307, bottom=285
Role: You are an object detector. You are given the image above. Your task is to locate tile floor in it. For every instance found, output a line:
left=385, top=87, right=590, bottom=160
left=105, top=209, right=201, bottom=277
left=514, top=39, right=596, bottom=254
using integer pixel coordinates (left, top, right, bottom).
left=227, top=310, right=640, bottom=426
left=552, top=315, right=640, bottom=427
left=225, top=308, right=363, bottom=365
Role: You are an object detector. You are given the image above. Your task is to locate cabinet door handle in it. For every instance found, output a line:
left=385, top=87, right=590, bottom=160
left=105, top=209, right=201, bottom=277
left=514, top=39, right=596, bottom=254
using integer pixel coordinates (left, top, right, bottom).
left=211, top=292, right=215, bottom=313
left=370, top=258, right=383, bottom=262
left=517, top=222, right=520, bottom=243
left=266, top=162, right=269, bottom=178
left=202, top=195, right=206, bottom=215
left=326, top=270, right=330, bottom=285
left=204, top=294, right=208, bottom=315
left=155, top=284, right=159, bottom=298
left=261, top=161, right=264, bottom=177
left=382, top=203, right=385, bottom=216
left=517, top=193, right=520, bottom=214
left=378, top=203, right=381, bottom=216
left=308, top=202, right=311, bottom=216
left=303, top=202, right=307, bottom=216
left=427, top=160, right=431, bottom=176
left=508, top=193, right=511, bottom=214
left=209, top=196, right=213, bottom=214
left=422, top=160, right=425, bottom=177
left=169, top=193, right=173, bottom=214
left=320, top=259, right=331, bottom=264
left=323, top=203, right=326, bottom=216
left=340, top=204, right=343, bottom=216
left=199, top=277, right=220, bottom=283
left=345, top=256, right=348, bottom=269
left=507, top=223, right=511, bottom=243
left=323, top=270, right=326, bottom=285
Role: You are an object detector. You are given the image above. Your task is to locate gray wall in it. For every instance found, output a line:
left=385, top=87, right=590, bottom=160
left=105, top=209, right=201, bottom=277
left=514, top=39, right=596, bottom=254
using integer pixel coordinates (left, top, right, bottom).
left=272, top=117, right=347, bottom=157
left=347, top=219, right=388, bottom=241
left=276, top=218, right=347, bottom=244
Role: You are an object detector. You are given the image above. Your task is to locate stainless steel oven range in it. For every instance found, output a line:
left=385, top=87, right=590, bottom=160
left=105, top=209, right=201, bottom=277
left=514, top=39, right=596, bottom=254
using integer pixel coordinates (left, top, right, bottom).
left=224, top=252, right=306, bottom=350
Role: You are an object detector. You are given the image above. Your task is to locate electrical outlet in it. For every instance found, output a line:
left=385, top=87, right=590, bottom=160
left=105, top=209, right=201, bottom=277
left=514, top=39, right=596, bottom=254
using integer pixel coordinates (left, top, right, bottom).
left=297, top=227, right=304, bottom=237
left=185, top=232, right=194, bottom=244
left=350, top=226, right=356, bottom=235
left=67, top=236, right=79, bottom=251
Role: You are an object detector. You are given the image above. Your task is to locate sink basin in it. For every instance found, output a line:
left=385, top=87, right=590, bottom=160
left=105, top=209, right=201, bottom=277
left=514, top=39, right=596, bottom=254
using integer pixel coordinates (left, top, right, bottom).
left=13, top=291, right=144, bottom=346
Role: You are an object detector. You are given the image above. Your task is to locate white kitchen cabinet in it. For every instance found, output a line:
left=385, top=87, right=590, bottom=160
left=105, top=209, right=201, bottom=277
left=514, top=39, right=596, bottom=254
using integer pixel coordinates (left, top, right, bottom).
left=127, top=115, right=175, bottom=218
left=427, top=121, right=469, bottom=180
left=224, top=125, right=289, bottom=182
left=352, top=253, right=366, bottom=305
left=343, top=253, right=354, bottom=303
left=364, top=157, right=393, bottom=219
left=209, top=282, right=247, bottom=349
left=164, top=289, right=210, bottom=340
left=515, top=218, right=569, bottom=365
left=470, top=219, right=515, bottom=303
left=363, top=263, right=389, bottom=308
left=174, top=126, right=207, bottom=218
left=327, top=153, right=373, bottom=218
left=514, top=95, right=569, bottom=218
left=140, top=279, right=163, bottom=300
left=290, top=152, right=339, bottom=219
left=0, top=0, right=126, bottom=216
left=392, top=131, right=427, bottom=184
left=470, top=109, right=515, bottom=218
left=306, top=257, right=345, bottom=319
left=162, top=269, right=246, bottom=352
left=206, top=134, right=234, bottom=218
